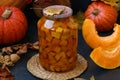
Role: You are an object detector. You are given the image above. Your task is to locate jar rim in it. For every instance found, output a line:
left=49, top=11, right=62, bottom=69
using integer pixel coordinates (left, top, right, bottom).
left=43, top=5, right=73, bottom=18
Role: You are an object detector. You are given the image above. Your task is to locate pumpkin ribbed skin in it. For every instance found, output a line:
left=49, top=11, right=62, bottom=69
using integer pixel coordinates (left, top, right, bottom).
left=0, top=6, right=28, bottom=45
left=0, top=0, right=26, bottom=10
left=85, top=1, right=118, bottom=32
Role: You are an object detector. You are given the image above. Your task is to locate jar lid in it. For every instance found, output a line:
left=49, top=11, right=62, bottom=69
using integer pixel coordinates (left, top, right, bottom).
left=43, top=5, right=73, bottom=18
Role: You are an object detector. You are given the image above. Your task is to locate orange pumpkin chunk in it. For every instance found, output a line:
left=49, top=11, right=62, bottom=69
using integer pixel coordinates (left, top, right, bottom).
left=82, top=19, right=120, bottom=49
left=90, top=46, right=120, bottom=69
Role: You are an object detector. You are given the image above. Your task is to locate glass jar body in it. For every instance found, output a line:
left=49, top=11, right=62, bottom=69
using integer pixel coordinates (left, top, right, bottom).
left=37, top=16, right=78, bottom=72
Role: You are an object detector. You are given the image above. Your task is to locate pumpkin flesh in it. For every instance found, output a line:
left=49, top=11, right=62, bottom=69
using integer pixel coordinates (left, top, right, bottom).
left=82, top=19, right=120, bottom=49
left=90, top=46, right=120, bottom=69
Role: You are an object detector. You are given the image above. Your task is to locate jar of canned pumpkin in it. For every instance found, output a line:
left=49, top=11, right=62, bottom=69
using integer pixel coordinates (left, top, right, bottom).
left=37, top=5, right=78, bottom=72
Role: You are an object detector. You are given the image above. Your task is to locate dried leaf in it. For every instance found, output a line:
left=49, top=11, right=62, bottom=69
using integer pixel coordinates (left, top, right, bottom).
left=4, top=55, right=11, bottom=62
left=91, top=0, right=120, bottom=11
left=10, top=54, right=20, bottom=63
left=56, top=0, right=71, bottom=7
left=27, top=41, right=39, bottom=50
left=101, top=0, right=118, bottom=6
left=11, top=45, right=21, bottom=51
left=0, top=41, right=40, bottom=80
left=74, top=11, right=85, bottom=30
left=0, top=41, right=39, bottom=67
left=90, top=76, right=95, bottom=80
left=74, top=78, right=86, bottom=80
left=0, top=67, right=14, bottom=80
left=114, top=0, right=120, bottom=11
left=0, top=54, right=4, bottom=64
left=91, top=0, right=98, bottom=1
left=31, top=45, right=39, bottom=50
left=4, top=55, right=14, bottom=66
left=2, top=47, right=13, bottom=54
left=33, top=41, right=39, bottom=46
left=43, top=79, right=67, bottom=80
left=16, top=44, right=27, bottom=54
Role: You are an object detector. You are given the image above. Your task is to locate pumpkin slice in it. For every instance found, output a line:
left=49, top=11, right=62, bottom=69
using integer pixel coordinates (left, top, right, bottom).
left=82, top=19, right=120, bottom=49
left=90, top=46, right=120, bottom=69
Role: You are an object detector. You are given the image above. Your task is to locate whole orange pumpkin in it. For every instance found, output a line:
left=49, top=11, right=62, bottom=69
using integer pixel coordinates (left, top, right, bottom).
left=0, top=0, right=26, bottom=10
left=84, top=1, right=118, bottom=32
left=0, top=6, right=28, bottom=45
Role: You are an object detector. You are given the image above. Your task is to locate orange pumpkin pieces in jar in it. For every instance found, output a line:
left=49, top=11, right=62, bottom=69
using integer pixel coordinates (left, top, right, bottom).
left=37, top=5, right=78, bottom=72
left=38, top=16, right=78, bottom=72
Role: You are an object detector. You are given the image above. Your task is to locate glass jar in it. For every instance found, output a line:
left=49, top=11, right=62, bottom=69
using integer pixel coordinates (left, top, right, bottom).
left=37, top=5, right=78, bottom=72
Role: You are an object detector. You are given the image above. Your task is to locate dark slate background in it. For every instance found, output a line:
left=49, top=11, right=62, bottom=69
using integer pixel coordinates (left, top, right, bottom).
left=1, top=0, right=120, bottom=80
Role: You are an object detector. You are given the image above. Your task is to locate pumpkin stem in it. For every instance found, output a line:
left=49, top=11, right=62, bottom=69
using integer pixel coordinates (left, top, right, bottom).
left=92, top=9, right=99, bottom=15
left=2, top=9, right=12, bottom=19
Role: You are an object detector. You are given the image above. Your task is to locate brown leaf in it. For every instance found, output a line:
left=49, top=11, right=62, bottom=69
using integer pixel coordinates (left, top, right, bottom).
left=0, top=67, right=14, bottom=80
left=0, top=54, right=4, bottom=64
left=33, top=41, right=39, bottom=46
left=2, top=47, right=13, bottom=54
left=10, top=54, right=20, bottom=63
left=91, top=0, right=98, bottom=1
left=27, top=41, right=39, bottom=50
left=11, top=45, right=21, bottom=51
left=4, top=55, right=14, bottom=66
left=74, top=78, right=86, bottom=80
left=16, top=44, right=27, bottom=55
left=90, top=76, right=95, bottom=80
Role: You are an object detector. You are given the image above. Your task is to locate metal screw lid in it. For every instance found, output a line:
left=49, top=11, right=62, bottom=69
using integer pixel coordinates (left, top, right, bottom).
left=43, top=5, right=73, bottom=18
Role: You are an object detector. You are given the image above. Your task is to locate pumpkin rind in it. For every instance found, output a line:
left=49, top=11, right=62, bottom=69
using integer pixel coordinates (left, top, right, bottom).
left=82, top=19, right=120, bottom=49
left=90, top=46, right=120, bottom=69
left=84, top=1, right=118, bottom=32
left=0, top=6, right=28, bottom=45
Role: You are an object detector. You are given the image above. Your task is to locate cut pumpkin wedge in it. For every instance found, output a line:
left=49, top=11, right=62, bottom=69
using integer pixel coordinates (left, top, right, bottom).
left=82, top=19, right=120, bottom=49
left=90, top=46, right=120, bottom=69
